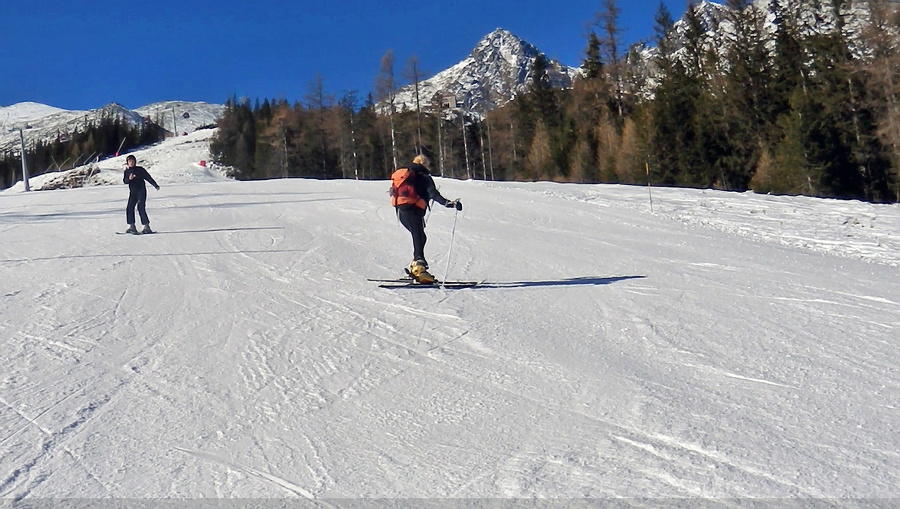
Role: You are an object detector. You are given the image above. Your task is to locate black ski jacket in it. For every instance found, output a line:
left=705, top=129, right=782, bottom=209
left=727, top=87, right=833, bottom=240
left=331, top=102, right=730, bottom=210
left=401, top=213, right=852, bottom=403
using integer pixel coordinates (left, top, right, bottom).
left=408, top=163, right=449, bottom=208
left=124, top=166, right=159, bottom=191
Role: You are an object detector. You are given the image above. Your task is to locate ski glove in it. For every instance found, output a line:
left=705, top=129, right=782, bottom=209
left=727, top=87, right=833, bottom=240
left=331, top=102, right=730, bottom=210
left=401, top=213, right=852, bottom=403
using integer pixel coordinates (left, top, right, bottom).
left=446, top=200, right=462, bottom=211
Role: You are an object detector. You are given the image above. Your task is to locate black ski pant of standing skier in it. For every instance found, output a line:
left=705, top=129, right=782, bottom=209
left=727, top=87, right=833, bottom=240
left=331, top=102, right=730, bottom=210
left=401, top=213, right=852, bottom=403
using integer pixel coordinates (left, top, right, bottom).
left=126, top=187, right=150, bottom=225
left=397, top=205, right=427, bottom=265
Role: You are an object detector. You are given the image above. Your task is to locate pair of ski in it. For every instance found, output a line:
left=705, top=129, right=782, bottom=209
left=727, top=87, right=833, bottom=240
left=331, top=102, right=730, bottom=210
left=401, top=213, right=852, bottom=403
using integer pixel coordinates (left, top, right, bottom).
left=368, top=277, right=480, bottom=289
left=370, top=267, right=481, bottom=288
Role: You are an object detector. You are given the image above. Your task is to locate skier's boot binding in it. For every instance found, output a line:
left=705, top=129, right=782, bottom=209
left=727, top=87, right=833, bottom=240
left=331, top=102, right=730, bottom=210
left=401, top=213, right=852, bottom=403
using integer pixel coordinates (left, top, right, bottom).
left=408, top=259, right=436, bottom=284
left=125, top=223, right=138, bottom=234
left=141, top=224, right=153, bottom=234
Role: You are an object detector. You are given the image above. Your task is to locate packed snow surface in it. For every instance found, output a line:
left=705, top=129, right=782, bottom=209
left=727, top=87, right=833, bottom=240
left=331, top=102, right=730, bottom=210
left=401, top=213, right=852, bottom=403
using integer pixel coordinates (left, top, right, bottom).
left=1, top=134, right=898, bottom=503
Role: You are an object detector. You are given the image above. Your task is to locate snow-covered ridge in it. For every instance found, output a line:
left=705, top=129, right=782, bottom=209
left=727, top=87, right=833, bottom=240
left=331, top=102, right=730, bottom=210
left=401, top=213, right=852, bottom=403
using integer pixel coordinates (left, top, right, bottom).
left=0, top=100, right=225, bottom=156
left=389, top=28, right=580, bottom=114
left=639, top=0, right=876, bottom=67
left=0, top=102, right=66, bottom=125
left=134, top=101, right=224, bottom=136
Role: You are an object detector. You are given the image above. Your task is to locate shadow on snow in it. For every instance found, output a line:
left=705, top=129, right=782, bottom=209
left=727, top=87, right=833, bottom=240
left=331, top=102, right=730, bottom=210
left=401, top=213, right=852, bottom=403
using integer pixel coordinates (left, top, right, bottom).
left=385, top=276, right=648, bottom=290
left=153, top=227, right=284, bottom=234
left=480, top=275, right=646, bottom=288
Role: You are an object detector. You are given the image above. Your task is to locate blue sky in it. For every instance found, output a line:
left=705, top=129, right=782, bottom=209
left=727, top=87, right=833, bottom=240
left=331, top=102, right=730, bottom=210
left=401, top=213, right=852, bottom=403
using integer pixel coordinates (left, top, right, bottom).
left=1, top=0, right=690, bottom=111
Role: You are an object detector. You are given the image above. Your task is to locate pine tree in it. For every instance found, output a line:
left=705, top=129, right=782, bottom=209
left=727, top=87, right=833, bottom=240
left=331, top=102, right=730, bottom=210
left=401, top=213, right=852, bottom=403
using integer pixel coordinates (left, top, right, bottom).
left=594, top=0, right=626, bottom=122
left=484, top=102, right=516, bottom=181
left=799, top=3, right=885, bottom=200
left=336, top=91, right=361, bottom=179
left=356, top=93, right=382, bottom=179
left=529, top=54, right=559, bottom=130
left=583, top=32, right=604, bottom=80
left=711, top=0, right=774, bottom=190
left=236, top=100, right=257, bottom=178
left=306, top=74, right=335, bottom=178
left=403, top=55, right=427, bottom=155
left=596, top=122, right=620, bottom=182
left=479, top=85, right=497, bottom=180
left=857, top=0, right=900, bottom=201
left=568, top=76, right=609, bottom=183
left=376, top=50, right=399, bottom=170
left=525, top=119, right=552, bottom=180
left=616, top=115, right=649, bottom=183
left=569, top=135, right=594, bottom=183
left=767, top=92, right=816, bottom=195
left=1, top=154, right=17, bottom=190
left=770, top=0, right=807, bottom=119
left=215, top=97, right=257, bottom=179
left=211, top=97, right=239, bottom=173
left=649, top=2, right=705, bottom=186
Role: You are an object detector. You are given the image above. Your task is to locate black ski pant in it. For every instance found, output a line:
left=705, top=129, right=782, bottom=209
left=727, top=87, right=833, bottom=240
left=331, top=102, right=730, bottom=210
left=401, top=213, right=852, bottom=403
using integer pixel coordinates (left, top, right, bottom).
left=126, top=187, right=150, bottom=225
left=397, top=205, right=427, bottom=265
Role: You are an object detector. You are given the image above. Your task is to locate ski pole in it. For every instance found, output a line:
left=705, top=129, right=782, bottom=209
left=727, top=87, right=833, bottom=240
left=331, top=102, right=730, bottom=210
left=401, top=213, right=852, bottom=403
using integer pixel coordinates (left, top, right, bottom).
left=441, top=208, right=460, bottom=288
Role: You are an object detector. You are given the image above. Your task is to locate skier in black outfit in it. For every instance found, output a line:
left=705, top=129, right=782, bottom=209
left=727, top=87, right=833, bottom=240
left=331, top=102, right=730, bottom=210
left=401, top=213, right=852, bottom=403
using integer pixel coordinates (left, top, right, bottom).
left=123, top=155, right=159, bottom=234
left=395, top=154, right=462, bottom=283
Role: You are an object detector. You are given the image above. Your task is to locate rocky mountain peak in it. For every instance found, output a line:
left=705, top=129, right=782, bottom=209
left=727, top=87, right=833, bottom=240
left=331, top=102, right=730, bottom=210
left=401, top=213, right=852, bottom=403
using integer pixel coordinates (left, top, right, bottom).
left=388, top=28, right=579, bottom=115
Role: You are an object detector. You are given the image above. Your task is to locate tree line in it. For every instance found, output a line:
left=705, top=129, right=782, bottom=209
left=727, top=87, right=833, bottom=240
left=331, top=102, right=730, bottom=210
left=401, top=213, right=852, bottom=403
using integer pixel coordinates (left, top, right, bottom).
left=1, top=114, right=165, bottom=189
left=210, top=0, right=900, bottom=203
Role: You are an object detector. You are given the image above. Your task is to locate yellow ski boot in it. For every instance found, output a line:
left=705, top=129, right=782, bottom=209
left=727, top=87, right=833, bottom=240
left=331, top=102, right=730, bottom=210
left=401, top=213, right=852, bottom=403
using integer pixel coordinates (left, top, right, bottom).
left=408, top=260, right=436, bottom=284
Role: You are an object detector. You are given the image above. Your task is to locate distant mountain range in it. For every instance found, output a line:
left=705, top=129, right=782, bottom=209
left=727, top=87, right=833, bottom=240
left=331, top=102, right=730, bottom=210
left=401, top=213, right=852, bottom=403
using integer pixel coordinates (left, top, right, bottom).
left=640, top=0, right=874, bottom=62
left=0, top=101, right=225, bottom=156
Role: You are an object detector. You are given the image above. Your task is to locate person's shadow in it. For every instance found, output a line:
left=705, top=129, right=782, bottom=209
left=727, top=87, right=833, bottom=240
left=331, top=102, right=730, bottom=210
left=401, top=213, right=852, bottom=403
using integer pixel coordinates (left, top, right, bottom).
left=461, top=275, right=647, bottom=289
left=153, top=226, right=283, bottom=234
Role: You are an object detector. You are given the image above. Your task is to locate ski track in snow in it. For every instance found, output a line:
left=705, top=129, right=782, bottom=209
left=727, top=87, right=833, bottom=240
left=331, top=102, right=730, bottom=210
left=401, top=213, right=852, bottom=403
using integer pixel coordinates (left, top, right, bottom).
left=173, top=447, right=319, bottom=499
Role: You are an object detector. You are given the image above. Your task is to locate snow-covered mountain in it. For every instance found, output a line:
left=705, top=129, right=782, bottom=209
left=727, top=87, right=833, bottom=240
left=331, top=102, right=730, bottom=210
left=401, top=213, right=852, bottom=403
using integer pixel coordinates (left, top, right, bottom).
left=623, top=0, right=880, bottom=99
left=0, top=101, right=224, bottom=157
left=389, top=28, right=580, bottom=114
left=134, top=101, right=224, bottom=136
left=0, top=103, right=142, bottom=155
left=0, top=102, right=66, bottom=126
left=638, top=0, right=875, bottom=67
